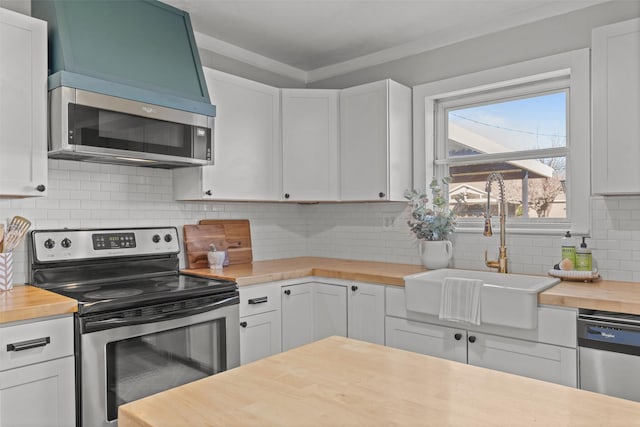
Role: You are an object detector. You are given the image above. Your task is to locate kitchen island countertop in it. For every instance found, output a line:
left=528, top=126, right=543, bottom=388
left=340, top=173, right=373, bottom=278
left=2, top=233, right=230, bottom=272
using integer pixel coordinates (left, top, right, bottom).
left=119, top=335, right=640, bottom=427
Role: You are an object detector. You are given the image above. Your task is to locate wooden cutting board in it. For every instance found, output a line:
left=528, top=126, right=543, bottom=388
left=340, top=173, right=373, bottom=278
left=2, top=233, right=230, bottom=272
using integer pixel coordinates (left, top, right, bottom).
left=183, top=220, right=252, bottom=269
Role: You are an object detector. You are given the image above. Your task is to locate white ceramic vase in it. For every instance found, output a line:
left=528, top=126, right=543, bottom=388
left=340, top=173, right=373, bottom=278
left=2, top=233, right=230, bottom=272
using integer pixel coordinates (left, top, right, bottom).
left=420, top=240, right=452, bottom=269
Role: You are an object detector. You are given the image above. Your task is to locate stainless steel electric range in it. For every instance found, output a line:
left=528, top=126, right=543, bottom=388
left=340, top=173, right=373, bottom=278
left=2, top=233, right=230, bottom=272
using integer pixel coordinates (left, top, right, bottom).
left=28, top=227, right=240, bottom=427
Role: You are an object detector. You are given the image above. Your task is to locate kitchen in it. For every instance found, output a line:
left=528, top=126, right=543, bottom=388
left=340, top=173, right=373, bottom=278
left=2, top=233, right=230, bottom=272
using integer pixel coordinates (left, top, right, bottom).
left=1, top=0, right=640, bottom=425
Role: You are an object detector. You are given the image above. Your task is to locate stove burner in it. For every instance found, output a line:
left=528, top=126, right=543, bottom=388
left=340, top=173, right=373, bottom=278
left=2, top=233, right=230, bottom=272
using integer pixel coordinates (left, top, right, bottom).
left=85, top=288, right=144, bottom=300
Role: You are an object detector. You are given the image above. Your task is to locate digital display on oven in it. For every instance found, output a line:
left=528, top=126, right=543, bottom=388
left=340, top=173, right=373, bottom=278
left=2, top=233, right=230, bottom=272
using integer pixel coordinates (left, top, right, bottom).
left=92, top=233, right=137, bottom=250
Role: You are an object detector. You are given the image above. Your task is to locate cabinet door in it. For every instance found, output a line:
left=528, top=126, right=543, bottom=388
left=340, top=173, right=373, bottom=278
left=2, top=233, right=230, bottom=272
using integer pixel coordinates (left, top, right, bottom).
left=313, top=283, right=347, bottom=340
left=340, top=80, right=389, bottom=201
left=385, top=317, right=467, bottom=363
left=282, top=89, right=339, bottom=201
left=0, top=8, right=47, bottom=197
left=0, top=357, right=75, bottom=427
left=592, top=18, right=640, bottom=194
left=178, top=68, right=281, bottom=200
left=348, top=282, right=385, bottom=345
left=239, top=310, right=282, bottom=365
left=467, top=332, right=577, bottom=387
left=281, top=283, right=315, bottom=351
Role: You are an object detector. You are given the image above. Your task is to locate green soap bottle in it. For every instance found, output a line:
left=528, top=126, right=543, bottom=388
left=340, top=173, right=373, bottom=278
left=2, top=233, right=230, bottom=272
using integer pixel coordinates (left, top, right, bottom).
left=561, top=231, right=576, bottom=267
left=575, top=237, right=592, bottom=271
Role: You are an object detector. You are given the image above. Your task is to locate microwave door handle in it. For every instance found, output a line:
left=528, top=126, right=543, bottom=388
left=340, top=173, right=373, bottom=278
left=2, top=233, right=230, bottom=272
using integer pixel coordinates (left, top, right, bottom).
left=84, top=296, right=238, bottom=331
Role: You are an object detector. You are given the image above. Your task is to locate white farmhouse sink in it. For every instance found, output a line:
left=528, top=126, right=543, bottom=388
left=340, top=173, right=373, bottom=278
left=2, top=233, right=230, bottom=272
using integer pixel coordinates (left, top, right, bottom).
left=403, top=269, right=560, bottom=329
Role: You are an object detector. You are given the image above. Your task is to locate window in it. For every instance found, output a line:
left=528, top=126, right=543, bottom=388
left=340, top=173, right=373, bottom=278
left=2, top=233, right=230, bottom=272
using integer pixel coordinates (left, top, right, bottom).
left=413, top=49, right=590, bottom=234
left=436, top=81, right=569, bottom=222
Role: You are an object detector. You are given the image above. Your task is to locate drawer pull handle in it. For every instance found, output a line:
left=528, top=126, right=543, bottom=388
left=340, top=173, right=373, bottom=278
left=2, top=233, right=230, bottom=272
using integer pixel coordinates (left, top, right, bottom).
left=7, top=337, right=51, bottom=352
left=248, top=296, right=268, bottom=305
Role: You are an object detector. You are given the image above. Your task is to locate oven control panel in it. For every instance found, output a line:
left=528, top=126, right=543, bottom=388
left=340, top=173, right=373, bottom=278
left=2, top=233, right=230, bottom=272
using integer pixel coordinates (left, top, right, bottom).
left=31, top=227, right=180, bottom=262
left=93, top=232, right=136, bottom=250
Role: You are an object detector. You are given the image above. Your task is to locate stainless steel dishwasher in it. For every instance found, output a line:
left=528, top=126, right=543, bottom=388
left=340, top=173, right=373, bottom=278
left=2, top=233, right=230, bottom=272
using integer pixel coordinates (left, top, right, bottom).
left=578, top=310, right=640, bottom=402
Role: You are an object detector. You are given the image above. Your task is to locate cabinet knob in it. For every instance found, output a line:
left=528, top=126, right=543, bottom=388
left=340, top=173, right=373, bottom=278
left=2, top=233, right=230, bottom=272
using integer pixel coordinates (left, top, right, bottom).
left=240, top=321, right=247, bottom=328
left=204, top=190, right=213, bottom=196
left=36, top=184, right=46, bottom=192
left=284, top=193, right=290, bottom=199
left=454, top=333, right=462, bottom=341
left=351, top=285, right=358, bottom=292
left=284, top=289, right=291, bottom=296
left=378, top=192, right=385, bottom=198
left=468, top=335, right=477, bottom=343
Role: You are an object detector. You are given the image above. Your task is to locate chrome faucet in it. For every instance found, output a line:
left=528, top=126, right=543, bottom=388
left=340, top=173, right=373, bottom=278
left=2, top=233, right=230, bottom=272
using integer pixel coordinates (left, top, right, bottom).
left=484, top=172, right=508, bottom=273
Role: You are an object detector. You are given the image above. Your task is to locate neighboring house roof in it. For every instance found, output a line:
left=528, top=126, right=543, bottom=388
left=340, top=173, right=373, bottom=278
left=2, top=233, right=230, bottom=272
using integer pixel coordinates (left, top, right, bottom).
left=448, top=123, right=555, bottom=180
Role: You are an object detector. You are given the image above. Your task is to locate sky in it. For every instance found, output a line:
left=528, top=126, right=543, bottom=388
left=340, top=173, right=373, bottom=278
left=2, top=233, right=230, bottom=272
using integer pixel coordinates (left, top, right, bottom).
left=448, top=91, right=567, bottom=153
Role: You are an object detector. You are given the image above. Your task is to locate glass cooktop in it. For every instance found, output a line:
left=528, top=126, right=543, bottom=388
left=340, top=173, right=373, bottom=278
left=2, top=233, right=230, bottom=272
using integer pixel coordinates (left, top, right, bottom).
left=53, top=274, right=237, bottom=315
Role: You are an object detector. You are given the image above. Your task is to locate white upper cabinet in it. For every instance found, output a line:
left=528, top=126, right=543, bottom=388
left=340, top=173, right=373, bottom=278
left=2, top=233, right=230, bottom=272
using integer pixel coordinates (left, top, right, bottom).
left=592, top=18, right=640, bottom=195
left=174, top=68, right=281, bottom=201
left=281, top=89, right=339, bottom=201
left=0, top=8, right=47, bottom=197
left=339, top=79, right=412, bottom=201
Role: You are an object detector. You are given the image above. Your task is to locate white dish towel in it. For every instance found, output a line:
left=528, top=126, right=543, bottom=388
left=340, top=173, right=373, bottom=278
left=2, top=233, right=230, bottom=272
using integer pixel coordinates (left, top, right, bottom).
left=438, top=277, right=482, bottom=325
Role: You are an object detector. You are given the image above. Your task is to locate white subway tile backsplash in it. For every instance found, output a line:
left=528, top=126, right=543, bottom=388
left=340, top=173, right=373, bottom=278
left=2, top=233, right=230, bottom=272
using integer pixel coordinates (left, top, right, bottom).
left=5, top=161, right=640, bottom=285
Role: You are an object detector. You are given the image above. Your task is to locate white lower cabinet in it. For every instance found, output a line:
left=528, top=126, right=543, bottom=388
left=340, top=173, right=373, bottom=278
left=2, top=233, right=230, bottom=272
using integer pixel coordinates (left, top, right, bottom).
left=385, top=316, right=466, bottom=363
left=282, top=283, right=315, bottom=351
left=282, top=282, right=347, bottom=351
left=239, top=310, right=281, bottom=365
left=0, top=316, right=75, bottom=427
left=348, top=282, right=385, bottom=345
left=239, top=283, right=282, bottom=365
left=468, top=332, right=577, bottom=387
left=385, top=286, right=577, bottom=387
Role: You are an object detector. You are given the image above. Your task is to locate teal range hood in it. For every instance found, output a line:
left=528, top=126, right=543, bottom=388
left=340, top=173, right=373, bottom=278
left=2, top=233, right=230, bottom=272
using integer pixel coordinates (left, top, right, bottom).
left=31, top=0, right=215, bottom=117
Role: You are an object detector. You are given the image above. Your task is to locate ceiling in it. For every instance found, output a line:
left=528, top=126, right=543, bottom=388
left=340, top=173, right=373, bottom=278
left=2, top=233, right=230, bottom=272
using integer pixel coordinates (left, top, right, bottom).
left=161, top=0, right=607, bottom=82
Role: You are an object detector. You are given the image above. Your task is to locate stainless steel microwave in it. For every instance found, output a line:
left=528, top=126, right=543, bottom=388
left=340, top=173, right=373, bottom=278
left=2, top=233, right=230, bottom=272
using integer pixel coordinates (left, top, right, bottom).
left=48, top=87, right=214, bottom=168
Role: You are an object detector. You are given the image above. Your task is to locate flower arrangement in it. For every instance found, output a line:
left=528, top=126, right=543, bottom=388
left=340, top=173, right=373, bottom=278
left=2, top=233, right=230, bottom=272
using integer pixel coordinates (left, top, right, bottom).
left=404, top=177, right=457, bottom=241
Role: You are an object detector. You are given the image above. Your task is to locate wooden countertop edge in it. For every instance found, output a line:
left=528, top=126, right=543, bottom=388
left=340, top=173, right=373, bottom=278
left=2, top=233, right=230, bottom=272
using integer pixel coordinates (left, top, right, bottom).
left=0, top=286, right=78, bottom=324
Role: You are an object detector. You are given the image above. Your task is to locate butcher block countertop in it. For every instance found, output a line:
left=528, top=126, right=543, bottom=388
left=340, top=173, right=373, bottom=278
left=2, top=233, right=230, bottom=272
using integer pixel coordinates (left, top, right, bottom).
left=0, top=285, right=77, bottom=324
left=538, top=279, right=640, bottom=315
left=181, top=256, right=426, bottom=286
left=119, top=336, right=640, bottom=427
left=183, top=256, right=640, bottom=313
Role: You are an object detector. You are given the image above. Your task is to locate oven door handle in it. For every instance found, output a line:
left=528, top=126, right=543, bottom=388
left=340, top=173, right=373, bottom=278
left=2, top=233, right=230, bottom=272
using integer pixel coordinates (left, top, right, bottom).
left=83, top=296, right=238, bottom=332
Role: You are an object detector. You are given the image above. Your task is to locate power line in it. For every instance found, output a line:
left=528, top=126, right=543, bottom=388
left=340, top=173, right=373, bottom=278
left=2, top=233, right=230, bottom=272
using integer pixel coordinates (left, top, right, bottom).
left=450, top=113, right=566, bottom=139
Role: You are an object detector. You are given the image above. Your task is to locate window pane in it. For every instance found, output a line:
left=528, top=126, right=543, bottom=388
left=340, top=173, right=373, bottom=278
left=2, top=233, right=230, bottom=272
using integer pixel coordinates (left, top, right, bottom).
left=447, top=91, right=566, bottom=157
left=450, top=156, right=567, bottom=219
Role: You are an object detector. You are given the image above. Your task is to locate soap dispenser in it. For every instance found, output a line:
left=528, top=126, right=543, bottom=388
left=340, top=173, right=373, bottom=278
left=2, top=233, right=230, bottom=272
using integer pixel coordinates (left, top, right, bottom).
left=561, top=231, right=576, bottom=267
left=575, top=237, right=592, bottom=271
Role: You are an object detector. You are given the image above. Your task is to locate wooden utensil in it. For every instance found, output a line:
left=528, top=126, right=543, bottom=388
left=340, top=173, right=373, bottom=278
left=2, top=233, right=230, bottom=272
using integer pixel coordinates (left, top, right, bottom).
left=0, top=224, right=4, bottom=253
left=3, top=216, right=31, bottom=253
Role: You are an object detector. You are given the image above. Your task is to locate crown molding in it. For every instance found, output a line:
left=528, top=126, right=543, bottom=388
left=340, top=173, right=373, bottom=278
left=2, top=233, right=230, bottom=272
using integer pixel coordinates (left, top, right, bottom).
left=194, top=32, right=308, bottom=83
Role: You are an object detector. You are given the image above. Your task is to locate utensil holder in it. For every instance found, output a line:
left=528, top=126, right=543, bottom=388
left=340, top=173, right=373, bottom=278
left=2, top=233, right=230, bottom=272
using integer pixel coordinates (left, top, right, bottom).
left=0, top=253, right=14, bottom=291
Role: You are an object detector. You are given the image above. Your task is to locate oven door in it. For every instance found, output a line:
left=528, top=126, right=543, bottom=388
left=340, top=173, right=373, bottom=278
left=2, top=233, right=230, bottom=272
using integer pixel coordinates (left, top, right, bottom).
left=79, top=303, right=239, bottom=427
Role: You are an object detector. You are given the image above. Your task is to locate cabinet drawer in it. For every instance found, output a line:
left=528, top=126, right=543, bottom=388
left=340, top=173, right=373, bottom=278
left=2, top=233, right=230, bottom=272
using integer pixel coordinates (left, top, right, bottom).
left=0, top=316, right=74, bottom=371
left=239, top=283, right=281, bottom=317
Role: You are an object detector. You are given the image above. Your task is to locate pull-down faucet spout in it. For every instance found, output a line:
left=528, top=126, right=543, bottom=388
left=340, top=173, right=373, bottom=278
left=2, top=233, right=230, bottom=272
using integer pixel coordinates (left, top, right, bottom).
left=484, top=173, right=508, bottom=273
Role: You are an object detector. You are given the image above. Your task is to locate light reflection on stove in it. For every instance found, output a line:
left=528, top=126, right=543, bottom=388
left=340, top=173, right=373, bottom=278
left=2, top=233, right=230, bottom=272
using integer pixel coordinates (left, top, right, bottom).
left=84, top=288, right=144, bottom=300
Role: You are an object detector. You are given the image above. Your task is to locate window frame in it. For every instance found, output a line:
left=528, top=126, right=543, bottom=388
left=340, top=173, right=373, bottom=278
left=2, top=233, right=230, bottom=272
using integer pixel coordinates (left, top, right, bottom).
left=412, top=49, right=590, bottom=235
